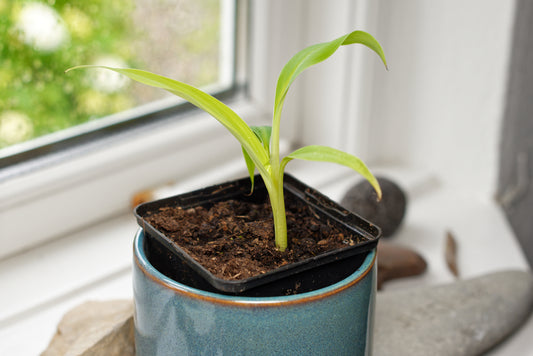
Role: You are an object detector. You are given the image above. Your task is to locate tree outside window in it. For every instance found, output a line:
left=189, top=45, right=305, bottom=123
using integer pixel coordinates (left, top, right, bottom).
left=0, top=0, right=221, bottom=149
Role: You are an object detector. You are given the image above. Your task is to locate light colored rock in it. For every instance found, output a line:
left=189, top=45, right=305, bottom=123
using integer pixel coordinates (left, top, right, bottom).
left=374, top=270, right=533, bottom=356
left=41, top=300, right=134, bottom=356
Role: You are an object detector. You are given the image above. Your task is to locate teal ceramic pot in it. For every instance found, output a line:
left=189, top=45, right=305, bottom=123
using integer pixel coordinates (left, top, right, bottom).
left=133, top=229, right=377, bottom=356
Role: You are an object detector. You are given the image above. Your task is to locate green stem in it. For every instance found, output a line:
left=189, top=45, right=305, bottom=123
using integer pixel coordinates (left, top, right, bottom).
left=268, top=171, right=287, bottom=251
left=269, top=109, right=288, bottom=251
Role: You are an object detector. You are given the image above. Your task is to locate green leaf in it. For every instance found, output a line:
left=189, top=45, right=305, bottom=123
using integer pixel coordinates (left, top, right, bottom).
left=241, top=126, right=272, bottom=192
left=281, top=145, right=382, bottom=200
left=66, top=65, right=270, bottom=177
left=251, top=125, right=272, bottom=154
left=272, top=30, right=387, bottom=141
left=242, top=146, right=256, bottom=193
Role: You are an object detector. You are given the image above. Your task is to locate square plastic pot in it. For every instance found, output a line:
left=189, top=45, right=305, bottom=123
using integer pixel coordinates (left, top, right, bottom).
left=134, top=173, right=380, bottom=294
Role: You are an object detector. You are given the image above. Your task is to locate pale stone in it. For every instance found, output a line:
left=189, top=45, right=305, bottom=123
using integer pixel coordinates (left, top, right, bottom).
left=374, top=270, right=533, bottom=356
left=41, top=300, right=134, bottom=356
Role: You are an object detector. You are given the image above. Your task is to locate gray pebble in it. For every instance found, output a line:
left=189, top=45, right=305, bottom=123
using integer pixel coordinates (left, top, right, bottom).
left=341, top=176, right=407, bottom=237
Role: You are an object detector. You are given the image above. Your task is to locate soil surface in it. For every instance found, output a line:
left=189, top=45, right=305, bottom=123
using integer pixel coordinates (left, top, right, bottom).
left=143, top=195, right=366, bottom=281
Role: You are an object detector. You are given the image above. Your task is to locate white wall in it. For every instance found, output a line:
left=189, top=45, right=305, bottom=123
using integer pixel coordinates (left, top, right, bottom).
left=250, top=0, right=516, bottom=198
left=368, top=0, right=516, bottom=198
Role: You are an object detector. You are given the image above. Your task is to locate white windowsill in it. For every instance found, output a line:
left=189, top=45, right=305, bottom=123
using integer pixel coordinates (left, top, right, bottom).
left=0, top=163, right=531, bottom=355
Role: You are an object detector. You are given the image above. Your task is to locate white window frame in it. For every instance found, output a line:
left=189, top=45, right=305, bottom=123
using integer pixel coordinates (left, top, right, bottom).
left=0, top=0, right=380, bottom=259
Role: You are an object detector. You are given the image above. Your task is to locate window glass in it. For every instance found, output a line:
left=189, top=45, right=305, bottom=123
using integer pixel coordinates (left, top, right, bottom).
left=0, top=0, right=226, bottom=149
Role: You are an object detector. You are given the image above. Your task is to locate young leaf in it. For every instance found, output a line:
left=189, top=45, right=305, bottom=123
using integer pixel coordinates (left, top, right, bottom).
left=273, top=30, right=387, bottom=125
left=242, top=146, right=256, bottom=193
left=242, top=126, right=272, bottom=192
left=66, top=66, right=271, bottom=177
left=281, top=145, right=382, bottom=200
left=251, top=125, right=272, bottom=154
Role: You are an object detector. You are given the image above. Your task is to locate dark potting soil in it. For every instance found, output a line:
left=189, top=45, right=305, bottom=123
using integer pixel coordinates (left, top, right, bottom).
left=143, top=195, right=366, bottom=281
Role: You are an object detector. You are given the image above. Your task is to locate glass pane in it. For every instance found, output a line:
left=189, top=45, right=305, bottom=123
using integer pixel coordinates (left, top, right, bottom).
left=0, top=0, right=230, bottom=149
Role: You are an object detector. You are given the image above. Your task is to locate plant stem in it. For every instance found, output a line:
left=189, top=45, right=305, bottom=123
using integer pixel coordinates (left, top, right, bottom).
left=269, top=109, right=288, bottom=251
left=269, top=171, right=288, bottom=251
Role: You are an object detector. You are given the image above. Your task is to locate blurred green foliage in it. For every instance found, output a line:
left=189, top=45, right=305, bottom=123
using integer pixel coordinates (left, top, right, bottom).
left=0, top=0, right=220, bottom=149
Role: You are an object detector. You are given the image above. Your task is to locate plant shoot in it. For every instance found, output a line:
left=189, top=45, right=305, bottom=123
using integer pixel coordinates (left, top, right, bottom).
left=67, top=30, right=387, bottom=252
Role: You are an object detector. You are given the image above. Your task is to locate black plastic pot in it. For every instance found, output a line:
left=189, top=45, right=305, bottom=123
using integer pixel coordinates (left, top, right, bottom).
left=134, top=173, right=381, bottom=295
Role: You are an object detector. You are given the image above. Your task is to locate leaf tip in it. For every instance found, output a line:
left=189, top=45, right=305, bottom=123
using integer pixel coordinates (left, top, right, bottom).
left=374, top=182, right=383, bottom=202
left=245, top=175, right=255, bottom=196
left=65, top=65, right=91, bottom=73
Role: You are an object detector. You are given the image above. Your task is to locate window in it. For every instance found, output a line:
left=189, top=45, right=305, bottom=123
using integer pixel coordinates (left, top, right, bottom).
left=0, top=0, right=235, bottom=166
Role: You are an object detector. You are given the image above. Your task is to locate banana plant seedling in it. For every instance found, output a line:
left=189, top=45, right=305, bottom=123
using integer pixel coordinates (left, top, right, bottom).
left=67, top=30, right=387, bottom=252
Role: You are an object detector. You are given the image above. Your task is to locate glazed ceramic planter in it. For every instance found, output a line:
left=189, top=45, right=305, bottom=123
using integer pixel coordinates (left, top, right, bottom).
left=133, top=229, right=377, bottom=355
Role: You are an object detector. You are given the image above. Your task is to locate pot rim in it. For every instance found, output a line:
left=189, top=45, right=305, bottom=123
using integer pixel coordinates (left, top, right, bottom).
left=134, top=229, right=376, bottom=307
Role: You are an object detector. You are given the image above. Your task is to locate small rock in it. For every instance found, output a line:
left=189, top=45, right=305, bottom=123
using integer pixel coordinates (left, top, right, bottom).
left=374, top=270, right=533, bottom=356
left=41, top=300, right=134, bottom=356
left=341, top=176, right=407, bottom=237
left=377, top=241, right=427, bottom=289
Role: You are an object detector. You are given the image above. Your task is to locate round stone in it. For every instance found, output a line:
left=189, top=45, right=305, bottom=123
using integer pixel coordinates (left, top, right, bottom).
left=341, top=176, right=407, bottom=237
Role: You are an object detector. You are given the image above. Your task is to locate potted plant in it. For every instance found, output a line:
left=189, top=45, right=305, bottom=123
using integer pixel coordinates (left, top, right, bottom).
left=69, top=29, right=387, bottom=355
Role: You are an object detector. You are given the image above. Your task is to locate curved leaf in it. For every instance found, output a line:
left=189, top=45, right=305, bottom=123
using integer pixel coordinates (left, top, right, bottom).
left=273, top=30, right=387, bottom=124
left=281, top=145, right=382, bottom=200
left=66, top=66, right=270, bottom=176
